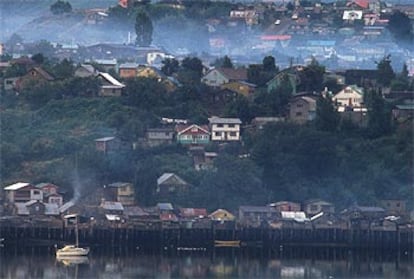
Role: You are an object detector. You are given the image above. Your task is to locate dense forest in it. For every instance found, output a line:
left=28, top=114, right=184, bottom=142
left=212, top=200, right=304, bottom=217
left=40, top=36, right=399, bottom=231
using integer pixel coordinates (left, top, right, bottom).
left=0, top=53, right=412, bottom=212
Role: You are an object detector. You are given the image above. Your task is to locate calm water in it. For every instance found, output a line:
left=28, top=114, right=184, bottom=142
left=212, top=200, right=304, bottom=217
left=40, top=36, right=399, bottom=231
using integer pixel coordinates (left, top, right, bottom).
left=0, top=246, right=413, bottom=279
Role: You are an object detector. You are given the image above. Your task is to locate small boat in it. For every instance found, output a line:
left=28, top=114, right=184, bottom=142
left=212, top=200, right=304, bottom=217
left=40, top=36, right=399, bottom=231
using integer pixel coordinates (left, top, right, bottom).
left=56, top=245, right=90, bottom=257
left=214, top=240, right=241, bottom=247
left=56, top=214, right=89, bottom=257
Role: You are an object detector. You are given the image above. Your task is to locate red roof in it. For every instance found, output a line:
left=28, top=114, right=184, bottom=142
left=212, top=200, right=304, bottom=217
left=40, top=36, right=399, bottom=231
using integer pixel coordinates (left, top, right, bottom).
left=160, top=212, right=178, bottom=222
left=348, top=0, right=369, bottom=9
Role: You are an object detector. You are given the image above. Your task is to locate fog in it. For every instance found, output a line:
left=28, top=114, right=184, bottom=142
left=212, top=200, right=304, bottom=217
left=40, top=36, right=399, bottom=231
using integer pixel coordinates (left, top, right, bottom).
left=1, top=0, right=413, bottom=72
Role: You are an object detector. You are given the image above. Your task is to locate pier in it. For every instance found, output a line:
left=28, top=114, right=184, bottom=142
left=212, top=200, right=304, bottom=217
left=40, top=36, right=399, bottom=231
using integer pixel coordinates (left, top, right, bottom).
left=0, top=222, right=413, bottom=253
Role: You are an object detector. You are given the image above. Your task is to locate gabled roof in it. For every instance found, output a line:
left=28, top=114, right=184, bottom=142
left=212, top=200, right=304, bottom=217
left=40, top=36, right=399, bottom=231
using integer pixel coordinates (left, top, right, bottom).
left=98, top=72, right=125, bottom=87
left=4, top=182, right=32, bottom=191
left=29, top=67, right=54, bottom=81
left=208, top=116, right=242, bottom=125
left=157, top=173, right=187, bottom=186
left=209, top=208, right=235, bottom=221
left=175, top=124, right=210, bottom=135
left=216, top=67, right=248, bottom=81
left=79, top=64, right=97, bottom=74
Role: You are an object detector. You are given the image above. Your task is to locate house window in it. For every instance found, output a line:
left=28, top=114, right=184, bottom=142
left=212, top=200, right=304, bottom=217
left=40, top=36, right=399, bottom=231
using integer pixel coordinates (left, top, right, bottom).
left=296, top=103, right=303, bottom=108
left=228, top=124, right=235, bottom=128
left=296, top=112, right=302, bottom=116
left=230, top=132, right=237, bottom=137
left=215, top=132, right=221, bottom=137
left=217, top=124, right=224, bottom=128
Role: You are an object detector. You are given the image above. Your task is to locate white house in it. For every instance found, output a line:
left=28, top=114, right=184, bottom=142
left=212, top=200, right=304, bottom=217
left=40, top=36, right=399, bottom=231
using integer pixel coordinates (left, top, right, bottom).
left=208, top=116, right=242, bottom=142
left=4, top=182, right=43, bottom=203
left=332, top=85, right=364, bottom=111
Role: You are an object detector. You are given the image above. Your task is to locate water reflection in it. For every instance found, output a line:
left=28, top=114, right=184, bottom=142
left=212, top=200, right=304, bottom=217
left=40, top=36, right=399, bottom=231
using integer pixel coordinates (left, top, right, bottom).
left=0, top=246, right=413, bottom=278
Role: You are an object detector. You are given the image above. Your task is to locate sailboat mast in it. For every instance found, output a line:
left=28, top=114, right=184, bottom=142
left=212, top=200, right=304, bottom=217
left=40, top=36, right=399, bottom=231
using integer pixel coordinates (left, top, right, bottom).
left=75, top=215, right=79, bottom=247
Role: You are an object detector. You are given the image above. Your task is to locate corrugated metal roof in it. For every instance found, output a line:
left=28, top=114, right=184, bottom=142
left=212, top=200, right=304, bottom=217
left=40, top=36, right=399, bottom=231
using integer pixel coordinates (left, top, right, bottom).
left=208, top=116, right=242, bottom=124
left=4, top=182, right=31, bottom=191
left=99, top=72, right=125, bottom=87
left=281, top=211, right=308, bottom=222
left=101, top=201, right=124, bottom=211
left=59, top=201, right=75, bottom=213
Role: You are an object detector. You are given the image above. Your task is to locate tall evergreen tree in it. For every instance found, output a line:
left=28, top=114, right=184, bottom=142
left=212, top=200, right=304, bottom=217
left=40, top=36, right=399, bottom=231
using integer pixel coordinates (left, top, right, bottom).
left=315, top=95, right=339, bottom=132
left=376, top=55, right=395, bottom=87
left=135, top=9, right=153, bottom=47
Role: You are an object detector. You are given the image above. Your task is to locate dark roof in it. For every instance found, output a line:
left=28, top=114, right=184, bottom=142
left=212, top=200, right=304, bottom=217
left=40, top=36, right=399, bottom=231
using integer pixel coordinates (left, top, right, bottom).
left=31, top=67, right=54, bottom=81
left=217, top=67, right=248, bottom=81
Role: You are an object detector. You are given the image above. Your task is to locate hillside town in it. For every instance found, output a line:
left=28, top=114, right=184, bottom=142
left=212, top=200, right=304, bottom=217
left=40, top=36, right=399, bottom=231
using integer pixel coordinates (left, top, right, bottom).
left=0, top=0, right=413, bottom=249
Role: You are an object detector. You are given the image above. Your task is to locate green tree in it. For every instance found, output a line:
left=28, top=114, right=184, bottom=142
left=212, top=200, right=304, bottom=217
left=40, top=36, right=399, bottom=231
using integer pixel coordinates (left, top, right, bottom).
left=52, top=58, right=74, bottom=79
left=50, top=0, right=72, bottom=15
left=161, top=58, right=179, bottom=76
left=298, top=58, right=325, bottom=92
left=213, top=55, right=233, bottom=68
left=135, top=9, right=153, bottom=47
left=263, top=56, right=277, bottom=72
left=376, top=55, right=395, bottom=87
left=365, top=89, right=392, bottom=138
left=315, top=95, right=339, bottom=132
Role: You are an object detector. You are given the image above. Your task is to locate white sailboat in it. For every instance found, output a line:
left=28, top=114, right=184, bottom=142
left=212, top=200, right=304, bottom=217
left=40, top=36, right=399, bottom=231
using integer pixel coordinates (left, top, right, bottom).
left=56, top=214, right=90, bottom=257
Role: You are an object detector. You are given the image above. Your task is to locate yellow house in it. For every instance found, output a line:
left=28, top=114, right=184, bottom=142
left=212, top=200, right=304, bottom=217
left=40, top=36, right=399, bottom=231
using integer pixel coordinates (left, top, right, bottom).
left=136, top=65, right=178, bottom=92
left=220, top=81, right=256, bottom=98
left=209, top=208, right=235, bottom=221
left=106, top=182, right=135, bottom=206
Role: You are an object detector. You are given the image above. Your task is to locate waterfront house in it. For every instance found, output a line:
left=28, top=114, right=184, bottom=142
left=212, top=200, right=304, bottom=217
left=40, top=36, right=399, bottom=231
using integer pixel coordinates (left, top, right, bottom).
left=35, top=183, right=63, bottom=206
left=208, top=116, right=242, bottom=142
left=238, top=206, right=279, bottom=227
left=380, top=200, right=407, bottom=217
left=145, top=127, right=175, bottom=146
left=100, top=201, right=124, bottom=221
left=269, top=201, right=301, bottom=212
left=209, top=209, right=235, bottom=222
left=288, top=96, right=317, bottom=124
left=156, top=173, right=189, bottom=196
left=202, top=67, right=248, bottom=87
left=4, top=182, right=42, bottom=203
left=123, top=206, right=151, bottom=221
left=303, top=199, right=335, bottom=217
left=105, top=182, right=135, bottom=206
left=97, top=72, right=125, bottom=97
left=175, top=124, right=210, bottom=146
left=341, top=205, right=386, bottom=229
